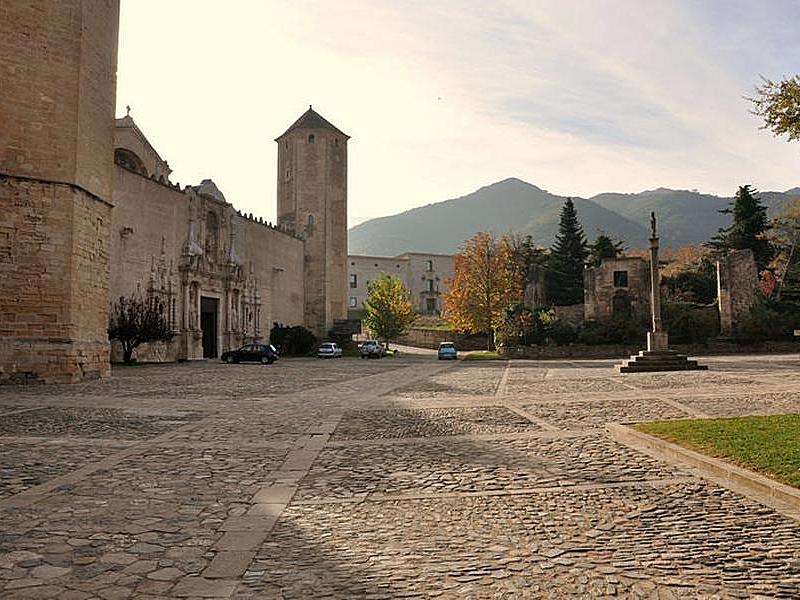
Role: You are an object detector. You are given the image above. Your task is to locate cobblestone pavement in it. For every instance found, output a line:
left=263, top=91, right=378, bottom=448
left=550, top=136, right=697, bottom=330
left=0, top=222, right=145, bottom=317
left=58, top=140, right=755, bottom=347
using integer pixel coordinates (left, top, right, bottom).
left=1, top=354, right=799, bottom=598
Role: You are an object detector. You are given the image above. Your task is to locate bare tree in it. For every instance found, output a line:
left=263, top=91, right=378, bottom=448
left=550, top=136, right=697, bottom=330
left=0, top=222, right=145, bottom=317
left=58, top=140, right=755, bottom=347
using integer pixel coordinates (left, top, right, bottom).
left=108, top=295, right=174, bottom=363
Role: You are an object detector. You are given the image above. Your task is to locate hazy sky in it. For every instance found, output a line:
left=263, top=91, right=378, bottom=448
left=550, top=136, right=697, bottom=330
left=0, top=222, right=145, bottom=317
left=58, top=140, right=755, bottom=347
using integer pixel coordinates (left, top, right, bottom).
left=116, top=0, right=800, bottom=227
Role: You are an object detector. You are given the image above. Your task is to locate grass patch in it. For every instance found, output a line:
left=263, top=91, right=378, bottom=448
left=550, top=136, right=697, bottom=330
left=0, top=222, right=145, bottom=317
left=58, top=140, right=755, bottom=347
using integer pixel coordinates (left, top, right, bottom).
left=463, top=350, right=503, bottom=361
left=635, top=413, right=800, bottom=488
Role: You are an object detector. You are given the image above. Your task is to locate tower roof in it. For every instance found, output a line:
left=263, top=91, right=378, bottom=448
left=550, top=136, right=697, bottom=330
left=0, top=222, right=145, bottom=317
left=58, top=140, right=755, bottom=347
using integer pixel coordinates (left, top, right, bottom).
left=276, top=106, right=349, bottom=140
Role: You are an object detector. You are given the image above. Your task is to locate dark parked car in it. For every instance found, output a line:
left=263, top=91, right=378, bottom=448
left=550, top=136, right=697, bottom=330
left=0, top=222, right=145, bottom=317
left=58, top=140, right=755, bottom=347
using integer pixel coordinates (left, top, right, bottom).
left=221, top=344, right=279, bottom=365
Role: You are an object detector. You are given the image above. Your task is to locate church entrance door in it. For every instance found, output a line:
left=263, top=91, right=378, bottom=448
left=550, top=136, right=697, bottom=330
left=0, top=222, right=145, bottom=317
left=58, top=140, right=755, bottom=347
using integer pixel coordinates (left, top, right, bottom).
left=200, top=296, right=219, bottom=358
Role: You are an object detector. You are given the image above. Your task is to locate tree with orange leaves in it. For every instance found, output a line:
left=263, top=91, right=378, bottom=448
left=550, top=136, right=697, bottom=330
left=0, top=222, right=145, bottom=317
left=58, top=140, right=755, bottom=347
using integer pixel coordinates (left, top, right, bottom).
left=443, top=232, right=525, bottom=349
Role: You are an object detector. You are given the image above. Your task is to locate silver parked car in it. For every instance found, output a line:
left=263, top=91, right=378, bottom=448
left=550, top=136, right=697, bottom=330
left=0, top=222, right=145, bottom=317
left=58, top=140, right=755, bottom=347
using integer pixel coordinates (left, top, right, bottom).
left=437, top=342, right=458, bottom=360
left=317, top=342, right=343, bottom=358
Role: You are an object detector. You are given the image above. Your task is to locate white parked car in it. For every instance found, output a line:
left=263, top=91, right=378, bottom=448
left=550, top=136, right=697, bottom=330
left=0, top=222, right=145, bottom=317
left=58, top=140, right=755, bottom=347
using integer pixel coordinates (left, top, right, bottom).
left=437, top=342, right=458, bottom=360
left=317, top=342, right=343, bottom=358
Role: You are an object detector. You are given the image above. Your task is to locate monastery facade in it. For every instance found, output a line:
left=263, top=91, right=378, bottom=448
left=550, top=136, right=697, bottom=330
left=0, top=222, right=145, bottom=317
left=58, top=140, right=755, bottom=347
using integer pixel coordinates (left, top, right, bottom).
left=0, top=1, right=350, bottom=381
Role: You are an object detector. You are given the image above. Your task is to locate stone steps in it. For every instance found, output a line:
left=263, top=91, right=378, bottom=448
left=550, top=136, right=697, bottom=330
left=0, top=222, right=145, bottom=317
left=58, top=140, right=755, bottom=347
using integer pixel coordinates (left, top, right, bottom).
left=618, top=349, right=708, bottom=373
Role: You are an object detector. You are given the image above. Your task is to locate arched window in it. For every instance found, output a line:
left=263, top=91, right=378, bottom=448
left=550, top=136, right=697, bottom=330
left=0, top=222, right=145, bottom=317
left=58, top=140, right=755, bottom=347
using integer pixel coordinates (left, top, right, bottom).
left=114, top=148, right=148, bottom=176
left=308, top=134, right=315, bottom=144
left=307, top=214, right=315, bottom=227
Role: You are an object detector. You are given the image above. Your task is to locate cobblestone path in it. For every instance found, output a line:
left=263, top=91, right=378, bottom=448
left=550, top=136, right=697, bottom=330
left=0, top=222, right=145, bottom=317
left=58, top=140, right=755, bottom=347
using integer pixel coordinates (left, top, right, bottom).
left=1, top=354, right=799, bottom=598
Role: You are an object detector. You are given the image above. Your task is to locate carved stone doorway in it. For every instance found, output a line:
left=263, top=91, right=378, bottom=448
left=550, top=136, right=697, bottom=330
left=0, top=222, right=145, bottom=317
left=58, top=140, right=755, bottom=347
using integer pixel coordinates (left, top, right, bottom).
left=201, top=296, right=219, bottom=358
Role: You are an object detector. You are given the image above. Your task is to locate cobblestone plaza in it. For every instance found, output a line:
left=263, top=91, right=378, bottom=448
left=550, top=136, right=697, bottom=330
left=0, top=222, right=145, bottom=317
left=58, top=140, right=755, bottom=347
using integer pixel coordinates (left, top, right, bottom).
left=1, top=353, right=799, bottom=598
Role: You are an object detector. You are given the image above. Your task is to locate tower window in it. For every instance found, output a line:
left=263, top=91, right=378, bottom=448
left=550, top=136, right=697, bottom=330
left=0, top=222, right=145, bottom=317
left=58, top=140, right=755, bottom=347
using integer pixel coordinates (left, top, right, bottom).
left=349, top=297, right=358, bottom=308
left=334, top=138, right=339, bottom=147
left=349, top=274, right=357, bottom=288
left=426, top=260, right=433, bottom=272
left=613, top=271, right=629, bottom=288
left=307, top=214, right=315, bottom=227
left=308, top=134, right=315, bottom=144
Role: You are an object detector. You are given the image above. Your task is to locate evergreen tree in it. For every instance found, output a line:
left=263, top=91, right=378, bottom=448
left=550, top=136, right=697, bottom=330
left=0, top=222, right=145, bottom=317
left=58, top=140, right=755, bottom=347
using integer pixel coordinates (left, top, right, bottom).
left=706, top=185, right=773, bottom=269
left=588, top=233, right=625, bottom=267
left=548, top=198, right=589, bottom=305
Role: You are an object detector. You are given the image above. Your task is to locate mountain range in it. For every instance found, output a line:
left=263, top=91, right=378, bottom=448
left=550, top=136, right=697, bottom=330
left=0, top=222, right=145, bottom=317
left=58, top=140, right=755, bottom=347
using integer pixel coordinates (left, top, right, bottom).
left=348, top=178, right=800, bottom=256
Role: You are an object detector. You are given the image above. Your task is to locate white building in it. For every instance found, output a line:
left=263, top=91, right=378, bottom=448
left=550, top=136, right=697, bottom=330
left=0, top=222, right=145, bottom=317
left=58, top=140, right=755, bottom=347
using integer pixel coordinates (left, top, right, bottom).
left=347, top=253, right=454, bottom=316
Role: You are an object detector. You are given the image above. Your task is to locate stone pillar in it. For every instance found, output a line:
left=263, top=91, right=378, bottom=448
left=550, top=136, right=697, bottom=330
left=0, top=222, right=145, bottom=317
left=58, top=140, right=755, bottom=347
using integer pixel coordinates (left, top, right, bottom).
left=647, top=213, right=668, bottom=351
left=0, top=1, right=120, bottom=383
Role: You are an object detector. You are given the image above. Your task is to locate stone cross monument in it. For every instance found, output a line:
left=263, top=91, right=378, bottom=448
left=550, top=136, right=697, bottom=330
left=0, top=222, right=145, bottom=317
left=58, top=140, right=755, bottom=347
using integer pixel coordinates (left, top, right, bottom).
left=617, top=211, right=707, bottom=372
left=647, top=211, right=668, bottom=351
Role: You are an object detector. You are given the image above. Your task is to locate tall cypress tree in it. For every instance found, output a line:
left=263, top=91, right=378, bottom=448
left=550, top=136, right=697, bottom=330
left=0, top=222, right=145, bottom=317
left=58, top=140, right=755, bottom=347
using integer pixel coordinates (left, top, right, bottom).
left=548, top=198, right=589, bottom=305
left=706, top=185, right=773, bottom=269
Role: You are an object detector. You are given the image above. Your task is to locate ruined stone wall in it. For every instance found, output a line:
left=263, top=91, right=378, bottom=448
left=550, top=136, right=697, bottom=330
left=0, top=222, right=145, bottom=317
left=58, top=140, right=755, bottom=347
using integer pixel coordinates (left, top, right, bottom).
left=717, top=249, right=758, bottom=337
left=0, top=0, right=119, bottom=383
left=584, top=257, right=650, bottom=323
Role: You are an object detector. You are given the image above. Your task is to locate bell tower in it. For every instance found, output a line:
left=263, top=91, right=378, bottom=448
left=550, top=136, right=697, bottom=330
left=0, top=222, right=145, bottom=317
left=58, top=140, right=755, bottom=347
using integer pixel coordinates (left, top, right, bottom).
left=276, top=106, right=348, bottom=337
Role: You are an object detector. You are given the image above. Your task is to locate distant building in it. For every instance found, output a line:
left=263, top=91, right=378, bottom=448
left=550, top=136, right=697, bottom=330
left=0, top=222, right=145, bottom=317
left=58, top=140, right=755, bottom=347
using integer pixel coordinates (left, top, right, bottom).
left=348, top=253, right=454, bottom=317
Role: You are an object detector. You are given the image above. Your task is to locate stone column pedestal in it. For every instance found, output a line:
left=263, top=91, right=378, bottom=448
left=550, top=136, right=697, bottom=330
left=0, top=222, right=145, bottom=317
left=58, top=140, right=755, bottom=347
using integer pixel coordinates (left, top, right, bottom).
left=647, top=331, right=669, bottom=352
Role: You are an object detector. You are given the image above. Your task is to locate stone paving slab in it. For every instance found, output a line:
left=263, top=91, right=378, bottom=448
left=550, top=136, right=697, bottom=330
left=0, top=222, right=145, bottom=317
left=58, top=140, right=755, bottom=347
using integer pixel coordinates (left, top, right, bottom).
left=294, top=433, right=684, bottom=501
left=677, top=390, right=800, bottom=417
left=0, top=441, right=129, bottom=498
left=389, top=364, right=506, bottom=398
left=0, top=406, right=200, bottom=439
left=506, top=377, right=633, bottom=397
left=239, top=482, right=800, bottom=598
left=519, top=396, right=691, bottom=430
left=331, top=406, right=539, bottom=440
left=0, top=355, right=799, bottom=598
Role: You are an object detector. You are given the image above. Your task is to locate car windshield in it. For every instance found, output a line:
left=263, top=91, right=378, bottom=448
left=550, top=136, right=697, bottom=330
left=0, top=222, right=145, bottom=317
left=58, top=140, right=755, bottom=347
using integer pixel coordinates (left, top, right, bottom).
left=440, top=343, right=455, bottom=349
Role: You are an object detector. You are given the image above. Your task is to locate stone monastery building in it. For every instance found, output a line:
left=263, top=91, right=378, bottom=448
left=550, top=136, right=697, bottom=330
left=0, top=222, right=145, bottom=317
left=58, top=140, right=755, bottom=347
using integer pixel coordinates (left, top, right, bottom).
left=0, top=1, right=351, bottom=382
left=110, top=108, right=349, bottom=362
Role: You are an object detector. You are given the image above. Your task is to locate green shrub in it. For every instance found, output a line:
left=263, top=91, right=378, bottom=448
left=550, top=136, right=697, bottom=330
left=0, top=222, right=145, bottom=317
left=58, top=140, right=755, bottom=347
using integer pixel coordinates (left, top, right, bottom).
left=662, top=270, right=717, bottom=304
left=577, top=318, right=646, bottom=345
left=663, top=302, right=719, bottom=344
left=736, top=297, right=800, bottom=341
left=269, top=322, right=317, bottom=355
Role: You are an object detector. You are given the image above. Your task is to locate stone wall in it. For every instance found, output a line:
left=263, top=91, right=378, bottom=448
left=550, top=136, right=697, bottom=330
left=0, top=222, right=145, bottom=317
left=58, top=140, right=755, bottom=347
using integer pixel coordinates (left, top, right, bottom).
left=396, top=328, right=488, bottom=351
left=501, top=340, right=800, bottom=360
left=717, top=249, right=758, bottom=337
left=0, top=0, right=119, bottom=383
left=554, top=304, right=585, bottom=326
left=0, top=177, right=112, bottom=382
left=0, top=1, right=119, bottom=201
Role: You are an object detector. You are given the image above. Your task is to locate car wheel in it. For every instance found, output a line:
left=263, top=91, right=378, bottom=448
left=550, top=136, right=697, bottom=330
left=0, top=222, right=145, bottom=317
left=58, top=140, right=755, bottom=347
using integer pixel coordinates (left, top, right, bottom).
left=225, top=356, right=235, bottom=364
left=260, top=356, right=269, bottom=365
